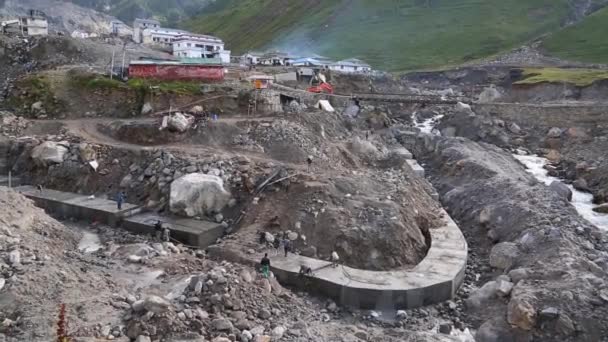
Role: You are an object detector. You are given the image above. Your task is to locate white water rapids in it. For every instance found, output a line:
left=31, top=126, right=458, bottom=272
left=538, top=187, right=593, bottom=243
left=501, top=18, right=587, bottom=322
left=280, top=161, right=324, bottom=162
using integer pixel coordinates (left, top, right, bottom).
left=412, top=111, right=443, bottom=135
left=513, top=154, right=608, bottom=230
left=78, top=230, right=103, bottom=253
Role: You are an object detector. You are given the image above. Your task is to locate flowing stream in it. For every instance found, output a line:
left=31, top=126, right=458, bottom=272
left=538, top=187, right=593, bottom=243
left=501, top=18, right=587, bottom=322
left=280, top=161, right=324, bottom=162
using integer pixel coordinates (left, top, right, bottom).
left=513, top=154, right=608, bottom=230
left=412, top=111, right=443, bottom=135
left=78, top=231, right=103, bottom=253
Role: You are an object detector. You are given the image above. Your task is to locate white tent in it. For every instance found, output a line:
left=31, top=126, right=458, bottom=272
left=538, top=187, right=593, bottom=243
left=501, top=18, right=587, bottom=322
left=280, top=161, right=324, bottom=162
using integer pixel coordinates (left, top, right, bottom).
left=316, top=100, right=335, bottom=112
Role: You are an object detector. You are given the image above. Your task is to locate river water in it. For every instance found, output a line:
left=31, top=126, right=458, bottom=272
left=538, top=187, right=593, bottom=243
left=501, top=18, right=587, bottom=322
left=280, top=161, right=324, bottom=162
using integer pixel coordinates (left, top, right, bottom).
left=412, top=111, right=443, bottom=135
left=513, top=154, right=608, bottom=230
left=78, top=231, right=103, bottom=253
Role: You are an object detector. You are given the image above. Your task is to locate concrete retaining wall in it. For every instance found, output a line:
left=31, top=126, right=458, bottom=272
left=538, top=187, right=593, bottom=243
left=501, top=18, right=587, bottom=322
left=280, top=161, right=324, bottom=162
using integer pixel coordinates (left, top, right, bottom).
left=123, top=212, right=224, bottom=247
left=14, top=186, right=223, bottom=248
left=260, top=210, right=467, bottom=310
left=209, top=207, right=467, bottom=310
left=16, top=186, right=141, bottom=226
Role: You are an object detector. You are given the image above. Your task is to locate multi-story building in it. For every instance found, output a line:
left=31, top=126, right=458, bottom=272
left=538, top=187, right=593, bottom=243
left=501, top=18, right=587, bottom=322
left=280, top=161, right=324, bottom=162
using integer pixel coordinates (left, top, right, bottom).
left=172, top=34, right=231, bottom=64
left=1, top=10, right=48, bottom=36
left=329, top=59, right=372, bottom=73
left=132, top=18, right=161, bottom=43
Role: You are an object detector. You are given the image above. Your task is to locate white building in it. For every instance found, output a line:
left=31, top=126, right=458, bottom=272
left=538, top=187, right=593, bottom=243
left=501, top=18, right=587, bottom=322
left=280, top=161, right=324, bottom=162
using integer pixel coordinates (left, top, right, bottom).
left=133, top=18, right=161, bottom=43
left=2, top=10, right=48, bottom=36
left=172, top=34, right=231, bottom=64
left=329, top=58, right=372, bottom=73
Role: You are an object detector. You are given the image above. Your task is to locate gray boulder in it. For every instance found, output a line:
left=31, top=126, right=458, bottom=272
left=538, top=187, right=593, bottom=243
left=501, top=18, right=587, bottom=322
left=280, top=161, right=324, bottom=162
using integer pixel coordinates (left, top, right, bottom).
left=549, top=181, right=572, bottom=202
left=466, top=281, right=497, bottom=309
left=489, top=242, right=520, bottom=270
left=31, top=141, right=69, bottom=165
left=142, top=295, right=172, bottom=314
left=547, top=127, right=562, bottom=138
left=141, top=102, right=153, bottom=115
left=476, top=317, right=515, bottom=342
left=212, top=318, right=233, bottom=331
left=455, top=102, right=474, bottom=115
left=166, top=112, right=194, bottom=133
left=573, top=178, right=589, bottom=192
left=508, top=123, right=521, bottom=135
left=170, top=173, right=231, bottom=217
left=477, top=86, right=502, bottom=103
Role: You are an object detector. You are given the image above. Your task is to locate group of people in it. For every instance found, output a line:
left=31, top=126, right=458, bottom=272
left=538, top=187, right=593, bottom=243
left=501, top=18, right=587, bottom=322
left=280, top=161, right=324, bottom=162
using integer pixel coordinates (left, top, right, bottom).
left=259, top=232, right=293, bottom=257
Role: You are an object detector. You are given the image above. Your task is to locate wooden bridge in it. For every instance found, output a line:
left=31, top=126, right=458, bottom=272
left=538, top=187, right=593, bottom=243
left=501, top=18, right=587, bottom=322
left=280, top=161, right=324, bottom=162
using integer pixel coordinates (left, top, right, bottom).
left=271, top=83, right=469, bottom=105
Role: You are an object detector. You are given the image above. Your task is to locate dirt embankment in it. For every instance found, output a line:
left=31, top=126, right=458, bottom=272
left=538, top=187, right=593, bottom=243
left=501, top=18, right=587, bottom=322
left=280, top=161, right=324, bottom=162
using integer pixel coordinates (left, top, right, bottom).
left=439, top=102, right=608, bottom=204
left=0, top=187, right=460, bottom=342
left=409, top=135, right=608, bottom=342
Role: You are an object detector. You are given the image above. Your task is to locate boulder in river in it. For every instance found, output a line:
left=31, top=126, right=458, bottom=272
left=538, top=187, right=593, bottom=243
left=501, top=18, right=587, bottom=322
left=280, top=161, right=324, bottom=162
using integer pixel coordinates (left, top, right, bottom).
left=549, top=181, right=572, bottom=202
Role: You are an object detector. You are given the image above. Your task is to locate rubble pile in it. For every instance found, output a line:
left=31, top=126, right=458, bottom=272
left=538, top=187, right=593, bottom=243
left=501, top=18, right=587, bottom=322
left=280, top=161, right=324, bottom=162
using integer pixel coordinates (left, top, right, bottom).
left=123, top=262, right=321, bottom=341
left=0, top=111, right=29, bottom=136
left=412, top=135, right=608, bottom=341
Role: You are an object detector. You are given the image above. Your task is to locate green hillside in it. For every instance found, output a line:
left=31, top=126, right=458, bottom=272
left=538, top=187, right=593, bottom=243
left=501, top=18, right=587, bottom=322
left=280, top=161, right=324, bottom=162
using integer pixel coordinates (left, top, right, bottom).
left=185, top=0, right=573, bottom=71
left=543, top=6, right=608, bottom=64
left=71, top=0, right=213, bottom=25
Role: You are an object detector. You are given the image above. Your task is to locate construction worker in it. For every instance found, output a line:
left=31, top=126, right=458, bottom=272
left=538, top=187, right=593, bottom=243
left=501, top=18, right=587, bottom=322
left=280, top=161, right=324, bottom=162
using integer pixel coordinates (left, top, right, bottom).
left=273, top=238, right=281, bottom=256
left=116, top=191, right=125, bottom=210
left=299, top=265, right=313, bottom=277
left=331, top=251, right=340, bottom=268
left=162, top=225, right=171, bottom=242
left=307, top=155, right=313, bottom=172
left=154, top=220, right=163, bottom=239
left=283, top=237, right=291, bottom=257
left=260, top=253, right=271, bottom=278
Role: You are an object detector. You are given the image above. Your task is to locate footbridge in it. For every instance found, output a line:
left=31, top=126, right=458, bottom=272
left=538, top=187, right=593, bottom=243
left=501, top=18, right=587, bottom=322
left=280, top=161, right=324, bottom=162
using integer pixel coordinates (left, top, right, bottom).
left=271, top=83, right=470, bottom=105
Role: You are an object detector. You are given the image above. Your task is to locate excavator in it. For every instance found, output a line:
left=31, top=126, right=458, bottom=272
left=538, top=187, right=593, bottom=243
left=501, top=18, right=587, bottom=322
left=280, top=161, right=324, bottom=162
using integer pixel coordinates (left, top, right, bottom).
left=307, top=82, right=334, bottom=94
left=307, top=72, right=334, bottom=94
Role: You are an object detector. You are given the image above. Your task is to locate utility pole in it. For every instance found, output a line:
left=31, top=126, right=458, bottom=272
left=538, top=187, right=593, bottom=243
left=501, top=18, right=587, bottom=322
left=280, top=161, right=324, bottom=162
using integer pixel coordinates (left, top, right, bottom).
left=121, top=50, right=126, bottom=79
left=110, top=50, right=115, bottom=80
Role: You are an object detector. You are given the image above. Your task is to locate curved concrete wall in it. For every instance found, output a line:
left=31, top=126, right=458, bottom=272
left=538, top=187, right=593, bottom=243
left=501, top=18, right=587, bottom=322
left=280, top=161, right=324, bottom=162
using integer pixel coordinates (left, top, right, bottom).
left=262, top=210, right=467, bottom=310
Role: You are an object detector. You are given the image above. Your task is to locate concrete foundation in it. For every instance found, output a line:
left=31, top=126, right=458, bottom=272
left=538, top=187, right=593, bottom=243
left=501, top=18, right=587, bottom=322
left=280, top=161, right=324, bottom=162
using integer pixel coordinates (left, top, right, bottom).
left=13, top=186, right=224, bottom=248
left=123, top=212, right=224, bottom=247
left=15, top=186, right=141, bottom=226
left=245, top=209, right=467, bottom=310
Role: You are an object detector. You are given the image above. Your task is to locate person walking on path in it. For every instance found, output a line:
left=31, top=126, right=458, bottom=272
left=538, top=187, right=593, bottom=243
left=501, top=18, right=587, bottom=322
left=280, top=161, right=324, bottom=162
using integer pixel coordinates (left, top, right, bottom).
left=283, top=237, right=291, bottom=257
left=273, top=238, right=281, bottom=256
left=331, top=251, right=340, bottom=268
left=306, top=155, right=313, bottom=172
left=260, top=253, right=271, bottom=278
left=116, top=191, right=125, bottom=210
left=154, top=220, right=163, bottom=240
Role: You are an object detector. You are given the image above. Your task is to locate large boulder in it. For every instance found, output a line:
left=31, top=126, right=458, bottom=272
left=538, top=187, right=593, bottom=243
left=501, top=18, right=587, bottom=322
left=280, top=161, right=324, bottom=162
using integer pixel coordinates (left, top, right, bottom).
left=507, top=296, right=537, bottom=330
left=166, top=112, right=194, bottom=133
left=142, top=295, right=172, bottom=314
left=477, top=86, right=502, bottom=103
left=466, top=281, right=498, bottom=309
left=31, top=141, right=69, bottom=165
left=349, top=137, right=381, bottom=160
left=455, top=102, right=474, bottom=116
left=489, top=242, right=520, bottom=270
left=78, top=143, right=96, bottom=161
left=549, top=181, right=572, bottom=202
left=593, top=204, right=608, bottom=214
left=170, top=173, right=231, bottom=217
left=547, top=127, right=562, bottom=138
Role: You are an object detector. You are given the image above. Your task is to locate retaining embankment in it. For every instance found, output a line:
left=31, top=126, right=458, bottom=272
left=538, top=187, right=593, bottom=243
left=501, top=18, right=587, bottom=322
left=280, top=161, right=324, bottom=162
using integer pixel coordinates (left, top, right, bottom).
left=473, top=103, right=608, bottom=130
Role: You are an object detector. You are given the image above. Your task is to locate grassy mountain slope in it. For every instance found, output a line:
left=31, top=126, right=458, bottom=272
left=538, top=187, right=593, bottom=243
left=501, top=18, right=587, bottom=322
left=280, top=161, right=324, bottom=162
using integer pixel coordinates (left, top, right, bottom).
left=71, top=0, right=213, bottom=25
left=186, top=0, right=573, bottom=71
left=542, top=6, right=608, bottom=64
